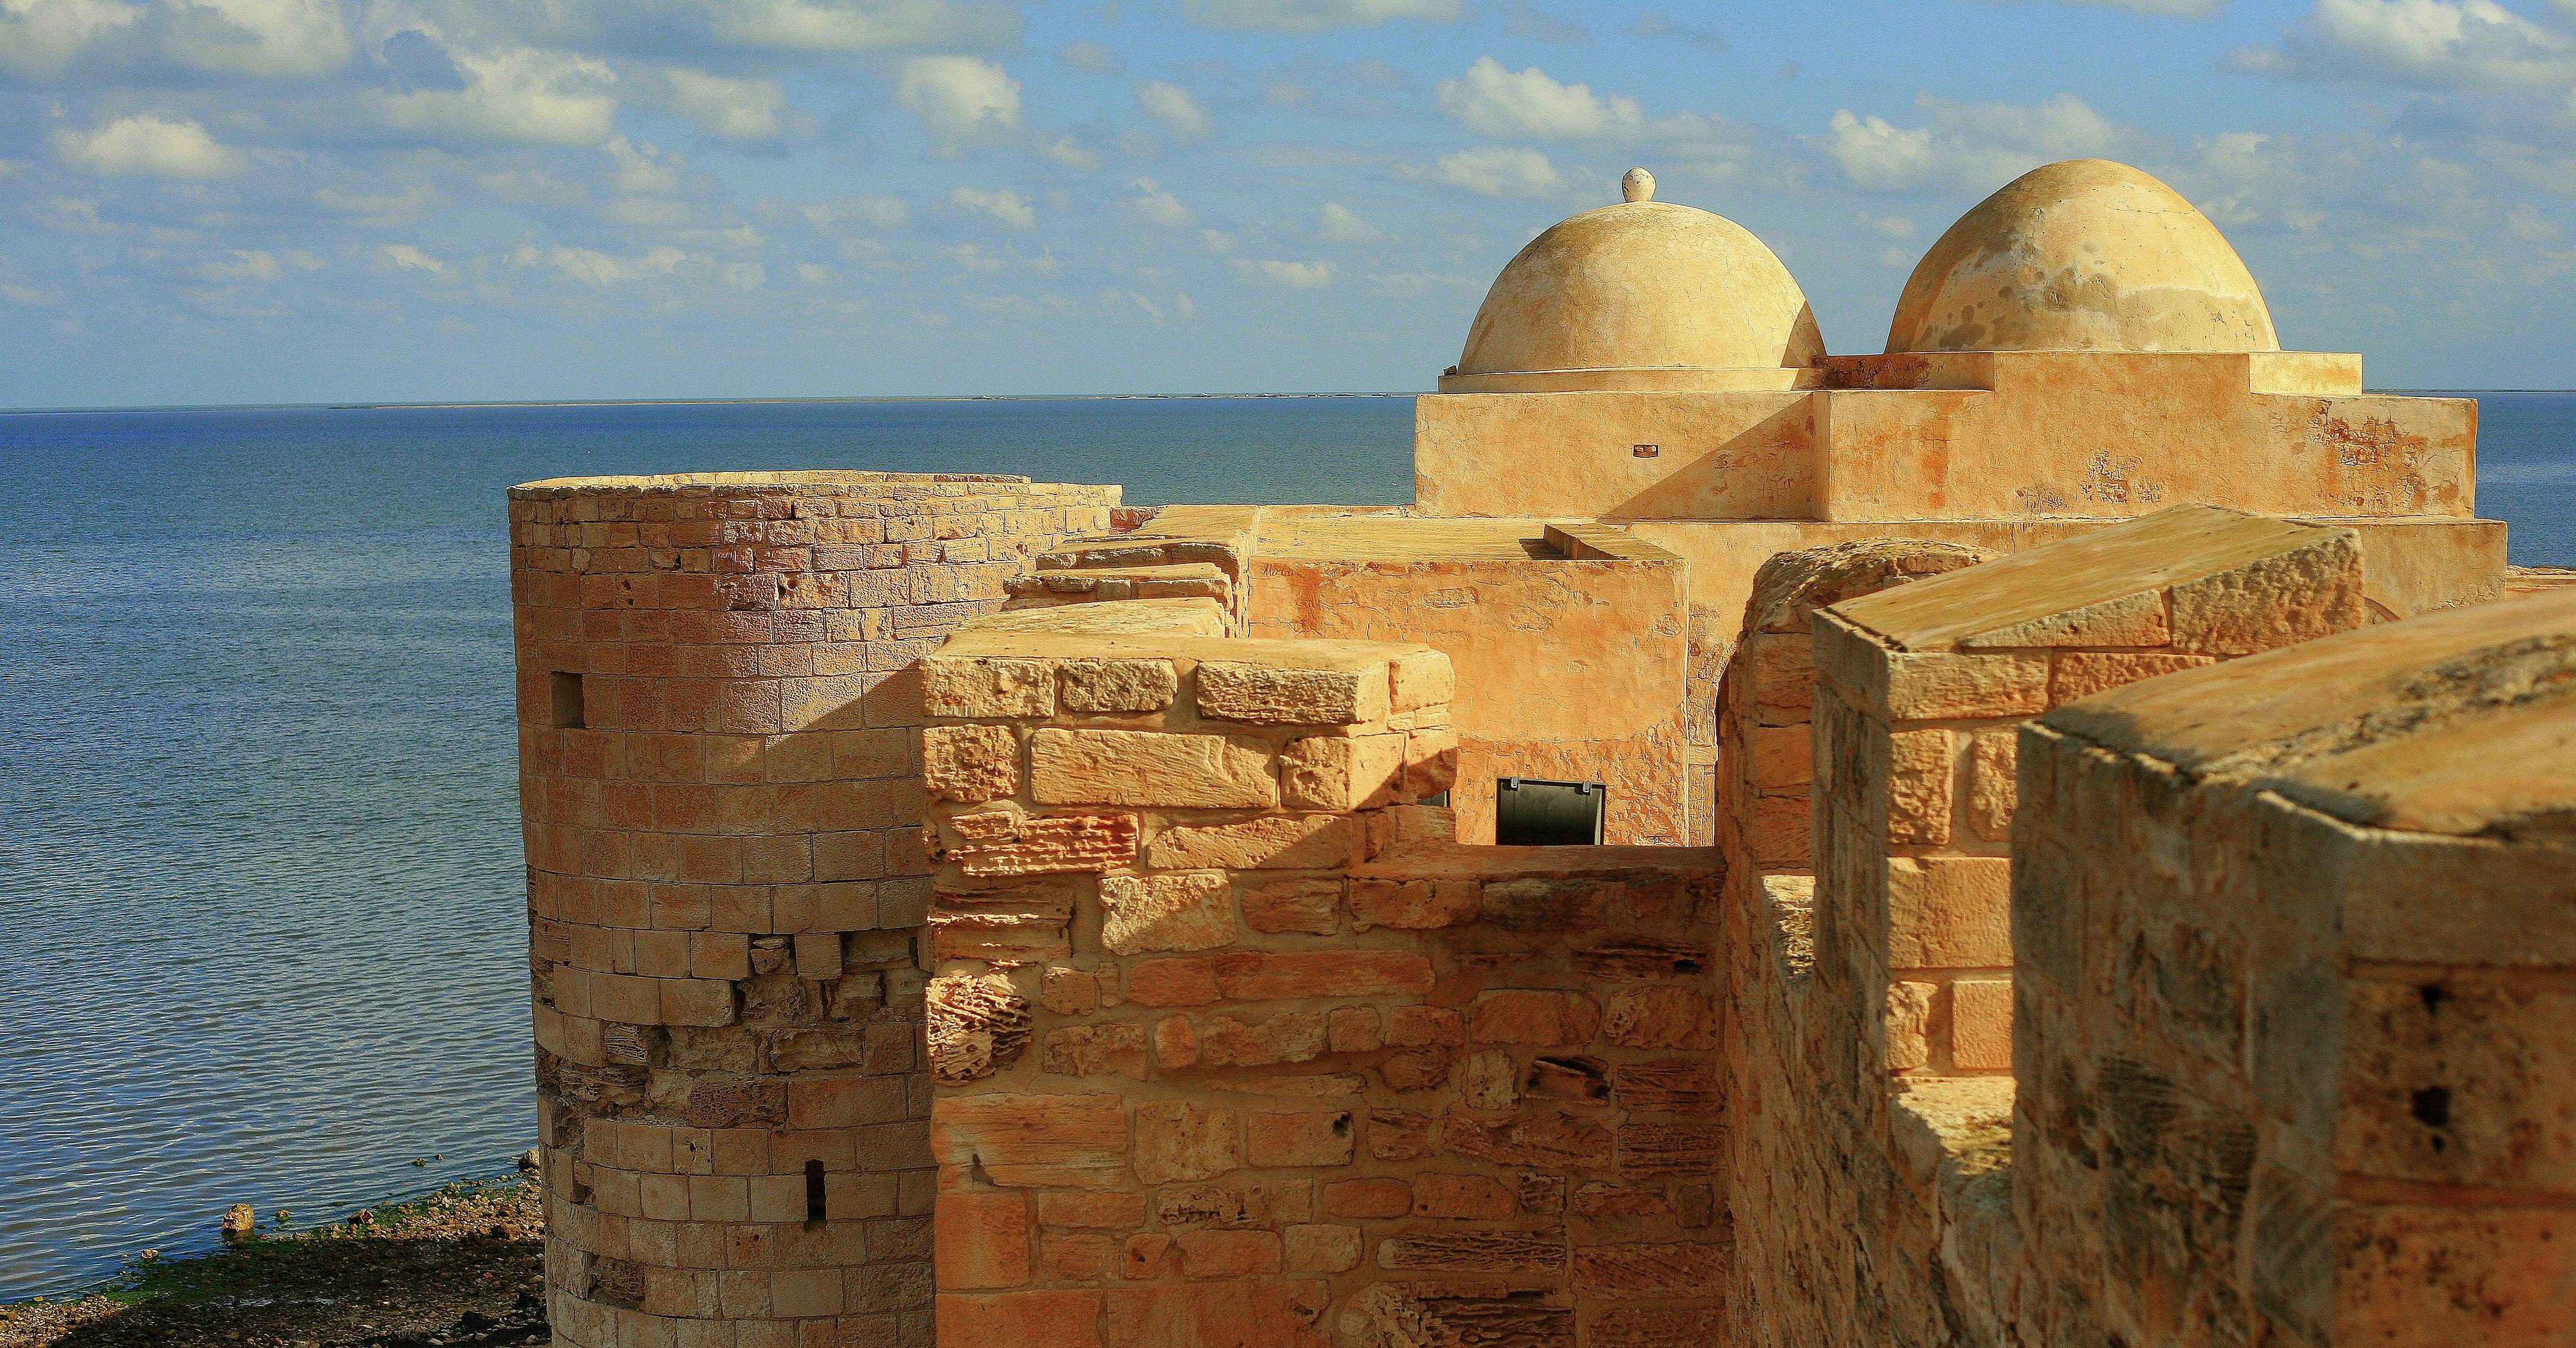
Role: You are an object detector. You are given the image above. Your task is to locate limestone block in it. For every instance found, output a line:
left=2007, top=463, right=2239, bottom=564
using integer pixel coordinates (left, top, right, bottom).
left=928, top=973, right=1033, bottom=1084
left=1467, top=990, right=1602, bottom=1047
left=1886, top=857, right=2013, bottom=969
left=1967, top=729, right=2016, bottom=841
left=932, top=1094, right=1130, bottom=1189
left=1602, top=986, right=1715, bottom=1050
left=1888, top=728, right=1954, bottom=847
left=941, top=811, right=1139, bottom=877
left=1029, top=728, right=1278, bottom=809
left=1213, top=951, right=1436, bottom=1000
left=1172, top=1229, right=1282, bottom=1277
left=1125, top=957, right=1220, bottom=1007
left=1279, top=733, right=1406, bottom=811
left=1283, top=1224, right=1362, bottom=1274
left=1246, top=1110, right=1356, bottom=1168
left=1750, top=637, right=1816, bottom=726
left=1887, top=982, right=1936, bottom=1072
left=1144, top=814, right=1362, bottom=870
left=1615, top=1119, right=1726, bottom=1179
left=935, top=1190, right=1032, bottom=1290
left=2168, top=532, right=2364, bottom=655
left=922, top=723, right=1019, bottom=803
left=1348, top=877, right=1480, bottom=930
left=2340, top=976, right=2576, bottom=1191
left=1130, top=1099, right=1242, bottom=1184
left=1411, top=1173, right=1517, bottom=1219
left=1391, top=650, right=1455, bottom=711
left=1099, top=872, right=1238, bottom=955
left=1750, top=724, right=1813, bottom=788
left=1957, top=588, right=2169, bottom=649
left=1572, top=1241, right=1726, bottom=1298
left=1200, top=1012, right=1328, bottom=1067
left=1155, top=1015, right=1197, bottom=1067
left=1238, top=877, right=1341, bottom=934
left=1376, top=1232, right=1566, bottom=1274
left=1040, top=1023, right=1149, bottom=1080
left=925, top=655, right=1055, bottom=717
left=1328, top=1007, right=1383, bottom=1052
left=1950, top=979, right=2012, bottom=1070
left=1036, top=1191, right=1144, bottom=1231
left=2049, top=651, right=2216, bottom=706
left=1058, top=658, right=1179, bottom=713
left=1198, top=660, right=1389, bottom=726
left=1882, top=651, right=2049, bottom=721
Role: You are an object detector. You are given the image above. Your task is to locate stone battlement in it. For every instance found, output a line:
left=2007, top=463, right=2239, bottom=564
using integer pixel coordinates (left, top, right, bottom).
left=505, top=160, right=2569, bottom=1347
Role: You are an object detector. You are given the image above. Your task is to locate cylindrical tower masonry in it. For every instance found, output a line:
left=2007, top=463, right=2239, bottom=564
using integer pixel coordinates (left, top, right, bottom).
left=508, top=472, right=1118, bottom=1348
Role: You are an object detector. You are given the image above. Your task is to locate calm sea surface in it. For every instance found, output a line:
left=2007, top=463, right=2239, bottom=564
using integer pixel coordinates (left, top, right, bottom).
left=0, top=393, right=2567, bottom=1298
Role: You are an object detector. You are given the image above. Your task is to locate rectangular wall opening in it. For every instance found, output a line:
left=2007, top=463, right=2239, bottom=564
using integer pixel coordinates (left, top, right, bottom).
left=1496, top=777, right=1605, bottom=846
left=549, top=671, right=585, bottom=729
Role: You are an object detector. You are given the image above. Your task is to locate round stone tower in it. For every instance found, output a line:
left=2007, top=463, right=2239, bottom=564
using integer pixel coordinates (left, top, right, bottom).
left=507, top=471, right=1118, bottom=1348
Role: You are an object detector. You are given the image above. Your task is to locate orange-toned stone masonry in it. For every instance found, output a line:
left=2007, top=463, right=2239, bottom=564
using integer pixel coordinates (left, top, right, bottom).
left=511, top=472, right=1117, bottom=1348
left=504, top=157, right=2574, bottom=1348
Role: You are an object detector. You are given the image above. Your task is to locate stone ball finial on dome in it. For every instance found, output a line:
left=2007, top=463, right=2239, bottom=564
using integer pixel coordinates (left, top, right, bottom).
left=1443, top=168, right=1823, bottom=392
left=1885, top=159, right=2280, bottom=355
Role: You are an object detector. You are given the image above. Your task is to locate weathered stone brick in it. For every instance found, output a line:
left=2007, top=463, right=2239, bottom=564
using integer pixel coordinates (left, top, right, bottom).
left=944, top=811, right=1139, bottom=877
left=1201, top=1012, right=1328, bottom=1067
left=1041, top=1022, right=1149, bottom=1079
left=1213, top=951, right=1435, bottom=1001
left=1130, top=1099, right=1241, bottom=1184
left=1410, top=1173, right=1518, bottom=1219
left=1572, top=1241, right=1726, bottom=1298
left=934, top=1290, right=1101, bottom=1348
left=1615, top=1120, right=1727, bottom=1179
left=1968, top=726, right=2016, bottom=841
left=1197, top=660, right=1388, bottom=725
left=1174, top=1229, right=1282, bottom=1277
left=1601, top=986, right=1714, bottom=1050
left=1029, top=729, right=1277, bottom=809
left=1349, top=877, right=1480, bottom=929
left=1888, top=727, right=1954, bottom=846
left=1100, top=871, right=1237, bottom=955
left=935, top=1190, right=1031, bottom=1290
left=1377, top=1231, right=1565, bottom=1274
left=1239, top=878, right=1341, bottom=935
left=1154, top=1015, right=1198, bottom=1068
left=2049, top=650, right=2217, bottom=706
left=1367, top=1110, right=1435, bottom=1161
left=1951, top=978, right=2012, bottom=1070
left=1385, top=1006, right=1465, bottom=1048
left=1388, top=649, right=1454, bottom=711
left=932, top=1094, right=1128, bottom=1189
left=1059, top=658, right=1179, bottom=713
left=1144, top=814, right=1361, bottom=870
left=1322, top=1178, right=1412, bottom=1219
left=1326, top=1006, right=1382, bottom=1052
left=922, top=723, right=1019, bottom=803
left=1125, top=957, right=1220, bottom=1008
left=1887, top=856, right=2013, bottom=969
left=1443, top=1106, right=1612, bottom=1170
left=1282, top=1224, right=1362, bottom=1274
left=923, top=656, right=1054, bottom=717
left=1887, top=982, right=1936, bottom=1073
left=1279, top=733, right=1405, bottom=811
left=1468, top=990, right=1601, bottom=1047
left=1036, top=1191, right=1145, bottom=1231
left=1246, top=1110, right=1355, bottom=1168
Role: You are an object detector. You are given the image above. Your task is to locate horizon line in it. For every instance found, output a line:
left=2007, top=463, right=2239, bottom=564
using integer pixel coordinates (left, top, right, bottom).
left=4, top=388, right=2572, bottom=416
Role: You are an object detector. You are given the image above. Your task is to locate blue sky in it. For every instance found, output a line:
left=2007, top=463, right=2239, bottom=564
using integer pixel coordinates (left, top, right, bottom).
left=5, top=0, right=2576, bottom=405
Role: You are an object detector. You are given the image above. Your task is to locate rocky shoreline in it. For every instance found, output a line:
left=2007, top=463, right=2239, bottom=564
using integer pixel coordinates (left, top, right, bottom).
left=0, top=1177, right=548, bottom=1348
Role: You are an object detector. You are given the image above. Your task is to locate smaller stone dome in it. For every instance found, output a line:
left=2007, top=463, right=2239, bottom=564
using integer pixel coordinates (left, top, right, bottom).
left=1886, top=159, right=2279, bottom=356
left=1445, top=170, right=1824, bottom=392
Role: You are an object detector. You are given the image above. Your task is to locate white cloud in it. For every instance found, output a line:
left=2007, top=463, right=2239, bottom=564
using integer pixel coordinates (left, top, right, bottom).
left=536, top=243, right=686, bottom=286
left=795, top=195, right=911, bottom=230
left=1038, top=133, right=1103, bottom=170
left=1122, top=178, right=1191, bottom=225
left=950, top=184, right=1036, bottom=228
left=606, top=135, right=687, bottom=193
left=692, top=0, right=1020, bottom=51
left=1135, top=80, right=1212, bottom=138
left=376, top=47, right=620, bottom=146
left=1867, top=214, right=1917, bottom=239
left=1179, top=0, right=1462, bottom=34
left=650, top=67, right=797, bottom=140
left=0, top=0, right=140, bottom=77
left=157, top=0, right=351, bottom=77
left=382, top=242, right=445, bottom=271
left=1056, top=39, right=1121, bottom=74
left=896, top=54, right=1022, bottom=155
left=1627, top=11, right=1726, bottom=50
left=1318, top=200, right=1382, bottom=242
left=1435, top=57, right=1641, bottom=139
left=2229, top=0, right=2576, bottom=88
left=1233, top=257, right=1335, bottom=286
left=193, top=249, right=282, bottom=282
left=1823, top=93, right=2125, bottom=193
left=1416, top=144, right=1563, bottom=197
left=51, top=113, right=248, bottom=178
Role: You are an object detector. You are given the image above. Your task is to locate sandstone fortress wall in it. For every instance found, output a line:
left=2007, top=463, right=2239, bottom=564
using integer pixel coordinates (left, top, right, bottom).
left=509, top=161, right=2575, bottom=1347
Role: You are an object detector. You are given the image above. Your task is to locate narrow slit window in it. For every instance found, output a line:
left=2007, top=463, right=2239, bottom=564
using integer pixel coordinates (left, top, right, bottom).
left=1495, top=777, right=1606, bottom=846
left=804, top=1159, right=827, bottom=1224
left=549, top=671, right=585, bottom=729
